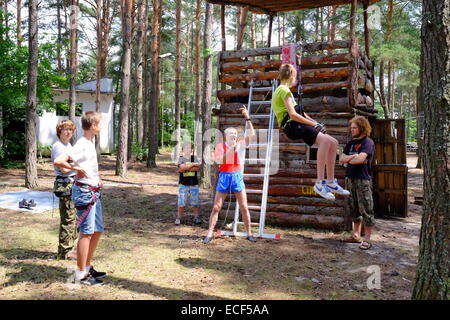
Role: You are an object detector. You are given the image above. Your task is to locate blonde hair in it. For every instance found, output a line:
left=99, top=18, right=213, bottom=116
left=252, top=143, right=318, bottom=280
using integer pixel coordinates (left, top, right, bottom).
left=224, top=127, right=237, bottom=136
left=279, top=64, right=297, bottom=84
left=56, top=120, right=76, bottom=139
left=349, top=116, right=372, bottom=137
left=81, top=111, right=101, bottom=130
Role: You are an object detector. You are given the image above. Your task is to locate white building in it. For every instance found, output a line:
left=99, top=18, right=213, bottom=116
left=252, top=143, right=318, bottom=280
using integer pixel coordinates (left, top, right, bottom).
left=37, top=78, right=116, bottom=153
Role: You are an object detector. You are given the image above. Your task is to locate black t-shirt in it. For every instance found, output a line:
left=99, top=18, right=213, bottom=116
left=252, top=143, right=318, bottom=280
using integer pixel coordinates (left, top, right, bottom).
left=178, top=155, right=199, bottom=186
left=343, top=136, right=375, bottom=180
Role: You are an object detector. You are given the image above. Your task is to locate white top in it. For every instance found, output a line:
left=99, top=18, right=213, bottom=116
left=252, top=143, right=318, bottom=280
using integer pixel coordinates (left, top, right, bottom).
left=67, top=136, right=100, bottom=186
left=51, top=140, right=76, bottom=177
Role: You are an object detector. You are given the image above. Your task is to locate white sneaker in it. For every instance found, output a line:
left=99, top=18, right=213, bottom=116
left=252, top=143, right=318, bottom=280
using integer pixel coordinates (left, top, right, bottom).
left=326, top=179, right=350, bottom=196
left=313, top=181, right=335, bottom=200
left=174, top=218, right=181, bottom=225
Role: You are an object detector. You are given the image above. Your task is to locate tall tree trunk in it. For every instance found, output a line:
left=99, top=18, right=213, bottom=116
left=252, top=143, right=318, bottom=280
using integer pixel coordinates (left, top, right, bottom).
left=100, top=0, right=113, bottom=77
left=146, top=0, right=159, bottom=168
left=194, top=0, right=202, bottom=150
left=17, top=0, right=22, bottom=46
left=201, top=2, right=213, bottom=189
left=95, top=0, right=103, bottom=159
left=0, top=1, right=3, bottom=38
left=250, top=12, right=256, bottom=49
left=379, top=59, right=389, bottom=118
left=3, top=0, right=7, bottom=39
left=174, top=0, right=181, bottom=157
left=399, top=89, right=404, bottom=119
left=387, top=60, right=392, bottom=114
left=326, top=6, right=331, bottom=41
left=328, top=6, right=337, bottom=54
left=391, top=63, right=396, bottom=118
left=416, top=86, right=423, bottom=169
left=185, top=21, right=191, bottom=73
left=56, top=0, right=62, bottom=72
left=116, top=0, right=133, bottom=177
left=127, top=100, right=134, bottom=161
left=277, top=14, right=281, bottom=46
left=25, top=0, right=38, bottom=189
left=267, top=14, right=273, bottom=47
left=319, top=7, right=324, bottom=42
left=69, top=0, right=79, bottom=134
left=412, top=0, right=450, bottom=300
left=155, top=0, right=162, bottom=152
left=136, top=0, right=145, bottom=145
left=236, top=7, right=248, bottom=50
left=64, top=3, right=69, bottom=73
left=142, top=0, right=149, bottom=148
left=407, top=89, right=412, bottom=140
left=315, top=8, right=320, bottom=42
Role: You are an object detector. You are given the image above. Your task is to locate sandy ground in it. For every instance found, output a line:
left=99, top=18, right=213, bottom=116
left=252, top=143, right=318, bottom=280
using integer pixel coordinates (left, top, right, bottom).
left=0, top=152, right=423, bottom=300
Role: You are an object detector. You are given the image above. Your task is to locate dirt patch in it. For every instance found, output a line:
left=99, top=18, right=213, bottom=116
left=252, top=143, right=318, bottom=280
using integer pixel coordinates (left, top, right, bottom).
left=0, top=153, right=423, bottom=299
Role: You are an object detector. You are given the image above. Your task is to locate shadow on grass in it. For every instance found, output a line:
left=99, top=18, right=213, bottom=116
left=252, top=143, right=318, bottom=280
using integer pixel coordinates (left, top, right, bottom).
left=0, top=248, right=227, bottom=300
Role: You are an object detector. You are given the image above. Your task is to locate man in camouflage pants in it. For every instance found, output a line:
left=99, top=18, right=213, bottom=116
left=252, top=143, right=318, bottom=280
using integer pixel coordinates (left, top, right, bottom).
left=56, top=183, right=79, bottom=259
left=340, top=116, right=375, bottom=250
left=52, top=120, right=79, bottom=260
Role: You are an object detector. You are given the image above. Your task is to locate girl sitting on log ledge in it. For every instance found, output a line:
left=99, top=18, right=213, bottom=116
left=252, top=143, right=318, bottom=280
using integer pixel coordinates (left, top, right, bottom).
left=272, top=64, right=350, bottom=200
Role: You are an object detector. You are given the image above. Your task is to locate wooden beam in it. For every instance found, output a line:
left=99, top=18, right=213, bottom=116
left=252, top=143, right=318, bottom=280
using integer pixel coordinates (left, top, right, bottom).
left=219, top=66, right=350, bottom=83
left=221, top=53, right=351, bottom=72
left=217, top=81, right=350, bottom=98
left=221, top=40, right=352, bottom=60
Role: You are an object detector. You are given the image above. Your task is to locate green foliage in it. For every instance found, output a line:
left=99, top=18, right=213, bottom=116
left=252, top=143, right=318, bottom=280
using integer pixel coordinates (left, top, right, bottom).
left=37, top=143, right=52, bottom=159
left=0, top=15, right=68, bottom=160
left=131, top=143, right=148, bottom=162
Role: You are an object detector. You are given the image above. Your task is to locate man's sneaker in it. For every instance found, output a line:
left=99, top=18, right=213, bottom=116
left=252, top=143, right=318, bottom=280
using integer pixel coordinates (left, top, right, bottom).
left=80, top=274, right=104, bottom=286
left=193, top=216, right=202, bottom=225
left=326, top=179, right=350, bottom=196
left=313, top=181, right=335, bottom=200
left=89, top=266, right=106, bottom=279
left=174, top=218, right=181, bottom=225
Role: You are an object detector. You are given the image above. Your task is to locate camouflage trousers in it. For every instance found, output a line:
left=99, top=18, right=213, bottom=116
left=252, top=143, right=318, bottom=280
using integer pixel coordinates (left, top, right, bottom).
left=346, top=178, right=376, bottom=227
left=57, top=196, right=79, bottom=259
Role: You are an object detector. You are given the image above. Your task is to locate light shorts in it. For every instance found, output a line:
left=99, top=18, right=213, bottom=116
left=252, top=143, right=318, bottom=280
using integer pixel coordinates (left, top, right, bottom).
left=216, top=171, right=245, bottom=193
left=71, top=184, right=104, bottom=235
left=178, top=184, right=200, bottom=207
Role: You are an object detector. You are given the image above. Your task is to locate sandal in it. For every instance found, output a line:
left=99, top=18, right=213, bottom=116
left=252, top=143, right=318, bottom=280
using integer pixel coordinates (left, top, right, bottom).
left=342, top=235, right=361, bottom=243
left=359, top=241, right=372, bottom=250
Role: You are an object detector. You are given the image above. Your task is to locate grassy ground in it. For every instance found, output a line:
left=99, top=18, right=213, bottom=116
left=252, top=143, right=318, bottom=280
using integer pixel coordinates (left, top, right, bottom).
left=0, top=153, right=423, bottom=300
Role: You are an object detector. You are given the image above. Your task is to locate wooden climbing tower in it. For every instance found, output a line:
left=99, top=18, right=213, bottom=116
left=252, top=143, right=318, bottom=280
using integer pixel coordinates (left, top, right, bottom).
left=208, top=0, right=407, bottom=231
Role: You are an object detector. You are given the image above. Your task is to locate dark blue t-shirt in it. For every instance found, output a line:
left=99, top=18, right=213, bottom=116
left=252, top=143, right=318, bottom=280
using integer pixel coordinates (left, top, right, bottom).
left=343, top=136, right=375, bottom=180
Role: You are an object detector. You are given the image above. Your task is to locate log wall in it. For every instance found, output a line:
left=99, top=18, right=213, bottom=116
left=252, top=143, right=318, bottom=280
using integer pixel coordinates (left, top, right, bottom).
left=215, top=40, right=377, bottom=231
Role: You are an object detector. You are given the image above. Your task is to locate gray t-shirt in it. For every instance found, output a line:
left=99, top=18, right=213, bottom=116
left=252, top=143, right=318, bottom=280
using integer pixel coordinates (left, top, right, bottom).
left=51, top=140, right=76, bottom=177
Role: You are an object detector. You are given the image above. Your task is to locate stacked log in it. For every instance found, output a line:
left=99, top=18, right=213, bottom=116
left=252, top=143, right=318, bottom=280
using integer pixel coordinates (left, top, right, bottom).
left=214, top=39, right=379, bottom=231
